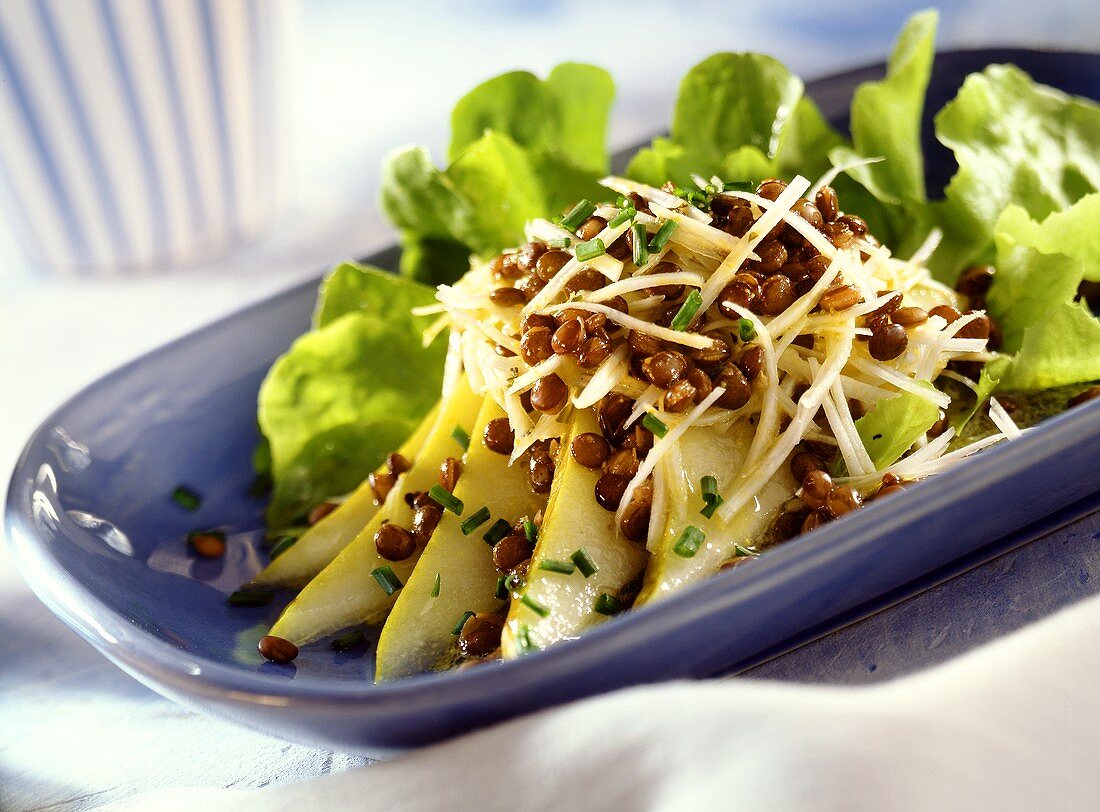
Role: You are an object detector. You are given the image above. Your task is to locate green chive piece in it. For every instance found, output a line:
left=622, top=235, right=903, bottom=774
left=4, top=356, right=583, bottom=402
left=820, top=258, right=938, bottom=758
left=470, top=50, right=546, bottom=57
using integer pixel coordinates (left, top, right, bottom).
left=700, top=475, right=724, bottom=519
left=561, top=199, right=596, bottom=231
left=571, top=548, right=598, bottom=578
left=371, top=565, right=403, bottom=596
left=451, top=610, right=475, bottom=636
left=701, top=500, right=721, bottom=520
left=575, top=238, right=606, bottom=262
left=172, top=486, right=202, bottom=511
left=430, top=572, right=441, bottom=598
left=483, top=518, right=512, bottom=546
left=642, top=413, right=668, bottom=438
left=738, top=318, right=756, bottom=342
left=538, top=559, right=576, bottom=575
left=673, top=526, right=706, bottom=558
left=594, top=593, right=622, bottom=615
left=521, top=593, right=550, bottom=618
left=460, top=506, right=491, bottom=536
left=734, top=543, right=756, bottom=557
left=515, top=623, right=539, bottom=655
left=451, top=425, right=470, bottom=450
left=331, top=630, right=366, bottom=652
left=227, top=589, right=273, bottom=607
left=428, top=484, right=463, bottom=515
left=523, top=517, right=538, bottom=545
left=505, top=572, right=526, bottom=593
left=671, top=290, right=703, bottom=331
left=495, top=575, right=509, bottom=600
left=724, top=180, right=754, bottom=192
left=547, top=236, right=571, bottom=249
left=268, top=535, right=297, bottom=559
left=631, top=223, right=648, bottom=266
left=648, top=220, right=677, bottom=253
left=608, top=207, right=636, bottom=228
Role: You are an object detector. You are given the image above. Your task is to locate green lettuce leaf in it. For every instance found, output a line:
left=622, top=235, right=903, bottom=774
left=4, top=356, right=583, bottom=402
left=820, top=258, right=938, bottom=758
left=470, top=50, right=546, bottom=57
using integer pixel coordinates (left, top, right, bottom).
left=829, top=10, right=937, bottom=256
left=259, top=265, right=445, bottom=526
left=991, top=301, right=1100, bottom=391
left=931, top=64, right=1100, bottom=278
left=855, top=384, right=942, bottom=469
left=448, top=63, right=613, bottom=173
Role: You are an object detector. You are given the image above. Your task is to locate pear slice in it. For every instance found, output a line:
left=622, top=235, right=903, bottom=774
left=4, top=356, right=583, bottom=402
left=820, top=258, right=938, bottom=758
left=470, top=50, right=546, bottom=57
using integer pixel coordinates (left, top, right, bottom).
left=266, top=376, right=480, bottom=644
left=636, top=419, right=796, bottom=605
left=375, top=399, right=549, bottom=681
left=501, top=409, right=647, bottom=657
left=250, top=402, right=440, bottom=590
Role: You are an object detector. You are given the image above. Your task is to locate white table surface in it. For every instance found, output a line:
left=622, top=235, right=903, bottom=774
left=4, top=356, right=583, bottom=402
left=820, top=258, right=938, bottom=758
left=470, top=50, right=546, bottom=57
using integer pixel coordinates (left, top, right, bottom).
left=3, top=2, right=1099, bottom=809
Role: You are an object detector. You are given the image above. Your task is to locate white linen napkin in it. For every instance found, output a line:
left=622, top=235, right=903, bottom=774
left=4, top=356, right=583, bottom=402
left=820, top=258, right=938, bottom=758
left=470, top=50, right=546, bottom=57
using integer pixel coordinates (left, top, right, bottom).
left=108, top=590, right=1100, bottom=811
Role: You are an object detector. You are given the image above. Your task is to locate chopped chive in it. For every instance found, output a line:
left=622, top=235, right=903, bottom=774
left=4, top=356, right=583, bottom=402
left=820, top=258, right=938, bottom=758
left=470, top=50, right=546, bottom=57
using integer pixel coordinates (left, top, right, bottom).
left=520, top=593, right=550, bottom=618
left=331, top=630, right=366, bottom=652
left=523, top=517, right=538, bottom=545
left=561, top=199, right=596, bottom=231
left=515, top=623, right=538, bottom=655
left=268, top=535, right=298, bottom=559
left=451, top=610, right=475, bottom=636
left=700, top=501, right=720, bottom=520
left=460, top=506, right=491, bottom=535
left=495, top=574, right=509, bottom=600
left=648, top=220, right=677, bottom=252
left=724, top=180, right=754, bottom=192
left=547, top=236, right=571, bottom=249
left=738, top=318, right=756, bottom=342
left=428, top=484, right=463, bottom=515
left=594, top=593, right=622, bottom=615
left=571, top=548, right=598, bottom=578
left=616, top=195, right=631, bottom=208
left=673, top=526, right=706, bottom=558
left=672, top=186, right=688, bottom=199
left=505, top=572, right=526, bottom=593
left=451, top=425, right=470, bottom=450
left=538, top=559, right=576, bottom=575
left=700, top=476, right=724, bottom=518
left=642, top=413, right=668, bottom=438
left=371, top=565, right=403, bottom=596
left=172, top=485, right=202, bottom=511
left=608, top=206, right=636, bottom=228
left=483, top=518, right=512, bottom=546
left=227, top=589, right=273, bottom=607
left=430, top=572, right=441, bottom=598
left=631, top=223, right=648, bottom=265
left=734, top=543, right=756, bottom=557
left=670, top=290, right=703, bottom=331
left=575, top=238, right=606, bottom=262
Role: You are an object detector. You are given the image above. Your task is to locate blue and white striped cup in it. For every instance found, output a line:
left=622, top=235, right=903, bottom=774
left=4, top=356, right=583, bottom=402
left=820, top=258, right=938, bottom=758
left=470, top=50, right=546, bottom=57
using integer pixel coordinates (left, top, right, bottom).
left=0, top=0, right=295, bottom=278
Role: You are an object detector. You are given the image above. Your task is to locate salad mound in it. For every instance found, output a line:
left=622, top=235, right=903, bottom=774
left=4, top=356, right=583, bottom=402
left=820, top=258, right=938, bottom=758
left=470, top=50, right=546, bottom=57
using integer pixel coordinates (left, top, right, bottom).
left=232, top=12, right=1100, bottom=677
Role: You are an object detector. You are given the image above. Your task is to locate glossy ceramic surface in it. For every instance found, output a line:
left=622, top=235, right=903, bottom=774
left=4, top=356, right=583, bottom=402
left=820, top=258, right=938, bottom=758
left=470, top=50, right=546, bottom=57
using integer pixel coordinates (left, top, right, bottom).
left=7, top=49, right=1100, bottom=755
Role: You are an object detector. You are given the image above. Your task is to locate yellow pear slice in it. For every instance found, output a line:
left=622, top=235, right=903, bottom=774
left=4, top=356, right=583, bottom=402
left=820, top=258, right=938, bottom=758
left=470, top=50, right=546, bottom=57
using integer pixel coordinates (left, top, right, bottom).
left=250, top=402, right=440, bottom=590
left=266, top=376, right=480, bottom=644
left=375, top=399, right=549, bottom=681
left=502, top=409, right=647, bottom=657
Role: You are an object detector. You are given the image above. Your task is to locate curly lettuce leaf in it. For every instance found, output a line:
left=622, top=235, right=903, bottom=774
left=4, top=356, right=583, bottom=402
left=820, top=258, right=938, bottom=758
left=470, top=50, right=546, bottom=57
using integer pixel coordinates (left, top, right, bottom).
left=627, top=54, right=843, bottom=188
left=989, top=302, right=1100, bottom=391
left=259, top=265, right=445, bottom=526
left=855, top=384, right=942, bottom=469
left=931, top=64, right=1100, bottom=278
left=829, top=10, right=937, bottom=256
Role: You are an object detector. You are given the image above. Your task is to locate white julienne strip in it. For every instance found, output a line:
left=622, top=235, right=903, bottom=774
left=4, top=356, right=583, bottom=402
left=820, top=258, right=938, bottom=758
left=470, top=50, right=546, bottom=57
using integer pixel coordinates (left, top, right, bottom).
left=543, top=301, right=715, bottom=350
left=648, top=453, right=670, bottom=549
left=422, top=314, right=450, bottom=348
left=627, top=385, right=664, bottom=427
left=649, top=203, right=736, bottom=258
left=913, top=312, right=983, bottom=381
left=525, top=218, right=574, bottom=244
left=572, top=344, right=629, bottom=409
left=615, top=387, right=727, bottom=525
left=988, top=397, right=1023, bottom=440
left=847, top=356, right=951, bottom=409
left=507, top=354, right=565, bottom=395
left=798, top=289, right=901, bottom=334
left=587, top=271, right=706, bottom=302
left=717, top=325, right=854, bottom=522
left=450, top=310, right=522, bottom=355
left=826, top=369, right=875, bottom=476
left=442, top=331, right=463, bottom=398
left=908, top=228, right=943, bottom=267
left=599, top=176, right=684, bottom=211
left=765, top=251, right=846, bottom=339
left=698, top=177, right=811, bottom=313
left=411, top=302, right=448, bottom=316
left=523, top=219, right=634, bottom=312
left=809, top=155, right=885, bottom=197
left=719, top=181, right=837, bottom=263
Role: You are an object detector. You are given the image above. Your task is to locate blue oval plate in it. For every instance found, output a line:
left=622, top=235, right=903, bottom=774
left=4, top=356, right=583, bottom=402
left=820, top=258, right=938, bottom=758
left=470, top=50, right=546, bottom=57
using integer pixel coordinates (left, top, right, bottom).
left=7, top=49, right=1100, bottom=756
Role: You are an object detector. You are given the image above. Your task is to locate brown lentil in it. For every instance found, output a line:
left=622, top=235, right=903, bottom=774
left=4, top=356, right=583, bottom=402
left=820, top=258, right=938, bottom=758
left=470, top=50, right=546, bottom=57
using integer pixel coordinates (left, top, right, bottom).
left=522, top=312, right=556, bottom=333
left=620, top=425, right=654, bottom=455
left=578, top=334, right=613, bottom=368
left=604, top=447, right=639, bottom=479
left=258, top=635, right=298, bottom=664
left=929, top=304, right=961, bottom=323
left=756, top=240, right=789, bottom=274
left=871, top=291, right=903, bottom=318
left=492, top=533, right=533, bottom=573
left=736, top=345, right=765, bottom=380
left=823, top=221, right=854, bottom=248
left=793, top=198, right=824, bottom=229
left=534, top=249, right=571, bottom=282
left=876, top=485, right=906, bottom=499
left=530, top=373, right=568, bottom=413
left=717, top=280, right=758, bottom=317
left=664, top=379, right=697, bottom=412
left=837, top=214, right=867, bottom=235
left=551, top=317, right=585, bottom=355
left=374, top=522, right=416, bottom=561
left=759, top=274, right=795, bottom=315
left=619, top=500, right=651, bottom=542
left=438, top=457, right=462, bottom=492
left=457, top=614, right=504, bottom=658
left=869, top=322, right=909, bottom=361
left=815, top=186, right=839, bottom=221
left=1068, top=386, right=1100, bottom=408
left=956, top=264, right=995, bottom=297
left=801, top=508, right=831, bottom=534
left=490, top=253, right=522, bottom=281
left=791, top=451, right=825, bottom=482
left=564, top=267, right=607, bottom=293
left=527, top=454, right=554, bottom=494
left=642, top=350, right=689, bottom=389
left=598, top=394, right=634, bottom=442
left=387, top=453, right=411, bottom=476
left=516, top=242, right=547, bottom=272
left=956, top=312, right=991, bottom=341
left=571, top=432, right=611, bottom=468
left=483, top=417, right=515, bottom=455
left=368, top=471, right=397, bottom=505
left=715, top=364, right=752, bottom=410
left=687, top=367, right=713, bottom=402
left=520, top=326, right=554, bottom=365
left=627, top=329, right=664, bottom=358
left=514, top=274, right=546, bottom=301
left=576, top=215, right=607, bottom=241
left=892, top=306, right=928, bottom=327
left=818, top=284, right=861, bottom=312
left=489, top=286, right=526, bottom=308
left=594, top=473, right=629, bottom=511
left=800, top=470, right=833, bottom=509
left=825, top=486, right=863, bottom=517
left=412, top=500, right=443, bottom=541
left=757, top=179, right=787, bottom=201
